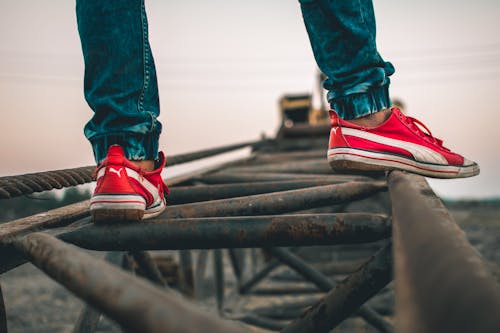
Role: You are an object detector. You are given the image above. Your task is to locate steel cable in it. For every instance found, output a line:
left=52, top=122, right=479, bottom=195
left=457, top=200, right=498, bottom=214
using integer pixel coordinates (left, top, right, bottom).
left=0, top=139, right=268, bottom=199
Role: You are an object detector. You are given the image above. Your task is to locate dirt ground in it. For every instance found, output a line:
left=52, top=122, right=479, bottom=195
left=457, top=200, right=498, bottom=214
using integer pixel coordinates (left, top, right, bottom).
left=1, top=201, right=499, bottom=333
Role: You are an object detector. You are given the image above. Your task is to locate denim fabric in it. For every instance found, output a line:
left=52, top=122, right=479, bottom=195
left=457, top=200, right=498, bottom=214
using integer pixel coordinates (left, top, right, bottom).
left=299, top=0, right=395, bottom=120
left=76, top=0, right=161, bottom=163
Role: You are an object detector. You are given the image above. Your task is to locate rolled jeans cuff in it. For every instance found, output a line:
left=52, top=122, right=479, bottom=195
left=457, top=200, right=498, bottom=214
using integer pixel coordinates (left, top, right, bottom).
left=329, top=84, right=392, bottom=120
left=91, top=131, right=160, bottom=164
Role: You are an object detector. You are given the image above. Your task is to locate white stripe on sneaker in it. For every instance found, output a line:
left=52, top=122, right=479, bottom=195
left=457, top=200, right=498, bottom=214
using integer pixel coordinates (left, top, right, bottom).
left=342, top=127, right=448, bottom=165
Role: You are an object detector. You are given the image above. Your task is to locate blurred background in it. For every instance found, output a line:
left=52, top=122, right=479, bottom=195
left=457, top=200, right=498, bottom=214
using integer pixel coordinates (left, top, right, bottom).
left=1, top=0, right=499, bottom=199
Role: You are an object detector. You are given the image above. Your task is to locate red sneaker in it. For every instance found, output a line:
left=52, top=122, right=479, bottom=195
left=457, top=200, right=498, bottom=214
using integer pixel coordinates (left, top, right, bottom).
left=90, top=145, right=169, bottom=223
left=327, top=108, right=479, bottom=178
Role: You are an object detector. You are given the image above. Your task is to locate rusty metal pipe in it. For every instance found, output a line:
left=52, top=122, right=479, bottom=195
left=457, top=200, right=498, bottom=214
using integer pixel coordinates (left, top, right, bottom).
left=164, top=182, right=386, bottom=219
left=268, top=248, right=392, bottom=333
left=130, top=251, right=166, bottom=287
left=222, top=160, right=333, bottom=175
left=281, top=243, right=393, bottom=333
left=198, top=172, right=373, bottom=184
left=73, top=251, right=125, bottom=333
left=13, top=233, right=247, bottom=333
left=214, top=249, right=225, bottom=315
left=168, top=179, right=360, bottom=205
left=59, top=214, right=391, bottom=251
left=388, top=171, right=500, bottom=333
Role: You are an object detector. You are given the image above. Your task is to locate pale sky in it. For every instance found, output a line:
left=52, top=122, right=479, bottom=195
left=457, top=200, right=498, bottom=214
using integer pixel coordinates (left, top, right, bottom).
left=0, top=0, right=499, bottom=198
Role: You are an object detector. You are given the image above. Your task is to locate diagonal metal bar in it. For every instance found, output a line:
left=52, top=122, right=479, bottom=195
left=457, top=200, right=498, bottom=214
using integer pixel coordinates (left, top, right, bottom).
left=269, top=247, right=393, bottom=333
left=58, top=214, right=391, bottom=251
left=164, top=182, right=386, bottom=219
left=129, top=251, right=166, bottom=287
left=281, top=243, right=393, bottom=333
left=12, top=232, right=250, bottom=333
left=388, top=171, right=500, bottom=333
left=73, top=252, right=125, bottom=333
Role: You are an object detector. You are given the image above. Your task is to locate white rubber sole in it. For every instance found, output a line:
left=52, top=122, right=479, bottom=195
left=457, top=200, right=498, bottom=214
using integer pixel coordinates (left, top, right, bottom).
left=90, top=194, right=166, bottom=223
left=327, top=148, right=480, bottom=179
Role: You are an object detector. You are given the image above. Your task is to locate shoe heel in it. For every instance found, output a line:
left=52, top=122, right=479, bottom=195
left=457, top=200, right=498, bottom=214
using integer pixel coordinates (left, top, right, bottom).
left=91, top=209, right=144, bottom=224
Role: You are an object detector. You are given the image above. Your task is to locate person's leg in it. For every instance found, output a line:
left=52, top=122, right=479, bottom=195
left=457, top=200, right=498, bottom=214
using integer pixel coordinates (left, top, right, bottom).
left=76, top=0, right=168, bottom=222
left=299, top=0, right=479, bottom=178
left=76, top=0, right=161, bottom=167
left=299, top=0, right=394, bottom=122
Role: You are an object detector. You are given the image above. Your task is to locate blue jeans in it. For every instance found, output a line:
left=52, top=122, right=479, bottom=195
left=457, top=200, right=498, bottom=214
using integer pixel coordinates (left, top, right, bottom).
left=299, top=0, right=395, bottom=120
left=76, top=0, right=161, bottom=163
left=77, top=0, right=393, bottom=163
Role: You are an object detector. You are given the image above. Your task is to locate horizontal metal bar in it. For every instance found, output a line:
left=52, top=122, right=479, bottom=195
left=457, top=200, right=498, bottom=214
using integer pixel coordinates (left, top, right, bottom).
left=249, top=150, right=326, bottom=163
left=388, top=171, right=500, bottom=333
left=197, top=172, right=373, bottom=184
left=59, top=214, right=390, bottom=251
left=281, top=242, right=393, bottom=333
left=164, top=181, right=387, bottom=219
left=13, top=233, right=249, bottom=333
left=222, top=160, right=332, bottom=175
left=168, top=179, right=355, bottom=205
left=279, top=123, right=330, bottom=138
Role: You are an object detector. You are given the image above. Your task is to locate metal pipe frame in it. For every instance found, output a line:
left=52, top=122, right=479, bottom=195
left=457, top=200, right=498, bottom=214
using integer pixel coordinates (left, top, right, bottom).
left=281, top=242, right=393, bottom=333
left=268, top=247, right=393, bottom=333
left=388, top=171, right=500, bottom=333
left=168, top=179, right=356, bottom=205
left=13, top=233, right=251, bottom=333
left=164, top=181, right=386, bottom=219
left=197, top=172, right=372, bottom=184
left=58, top=214, right=391, bottom=251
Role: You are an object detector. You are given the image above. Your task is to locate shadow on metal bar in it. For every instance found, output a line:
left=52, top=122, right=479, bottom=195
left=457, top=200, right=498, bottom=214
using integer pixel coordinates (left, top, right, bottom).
left=388, top=171, right=500, bottom=333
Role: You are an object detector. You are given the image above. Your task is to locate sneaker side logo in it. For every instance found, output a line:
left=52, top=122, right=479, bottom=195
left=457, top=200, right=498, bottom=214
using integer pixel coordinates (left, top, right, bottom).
left=109, top=167, right=124, bottom=178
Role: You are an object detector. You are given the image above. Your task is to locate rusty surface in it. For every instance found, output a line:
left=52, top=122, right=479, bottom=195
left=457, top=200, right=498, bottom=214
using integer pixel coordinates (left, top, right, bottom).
left=388, top=171, right=500, bottom=333
left=164, top=181, right=386, bottom=219
left=0, top=200, right=90, bottom=244
left=168, top=179, right=358, bottom=205
left=268, top=247, right=392, bottom=333
left=197, top=172, right=373, bottom=184
left=221, top=159, right=333, bottom=175
left=13, top=232, right=248, bottom=333
left=281, top=242, right=393, bottom=333
left=129, top=251, right=166, bottom=287
left=58, top=214, right=390, bottom=251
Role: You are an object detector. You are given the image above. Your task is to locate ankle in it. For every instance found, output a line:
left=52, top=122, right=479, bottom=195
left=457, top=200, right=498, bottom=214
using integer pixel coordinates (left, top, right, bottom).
left=130, top=160, right=155, bottom=172
left=349, top=108, right=392, bottom=127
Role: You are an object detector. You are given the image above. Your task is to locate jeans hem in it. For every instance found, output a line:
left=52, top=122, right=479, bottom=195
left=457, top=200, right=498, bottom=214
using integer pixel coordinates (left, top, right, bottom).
left=90, top=131, right=160, bottom=164
left=330, top=84, right=391, bottom=120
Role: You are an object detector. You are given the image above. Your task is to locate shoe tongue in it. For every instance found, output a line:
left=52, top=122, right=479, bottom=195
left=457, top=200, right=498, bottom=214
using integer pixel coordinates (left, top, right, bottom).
left=107, top=145, right=125, bottom=157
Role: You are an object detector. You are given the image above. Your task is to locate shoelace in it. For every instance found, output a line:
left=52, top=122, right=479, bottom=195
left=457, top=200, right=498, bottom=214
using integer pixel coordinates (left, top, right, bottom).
left=401, top=113, right=450, bottom=151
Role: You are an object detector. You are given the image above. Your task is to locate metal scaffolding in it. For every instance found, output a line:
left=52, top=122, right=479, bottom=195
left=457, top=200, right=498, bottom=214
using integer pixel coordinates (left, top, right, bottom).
left=0, top=127, right=498, bottom=333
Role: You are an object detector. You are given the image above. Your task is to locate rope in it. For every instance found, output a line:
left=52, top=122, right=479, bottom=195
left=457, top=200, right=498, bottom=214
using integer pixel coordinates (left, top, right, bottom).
left=0, top=139, right=269, bottom=199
